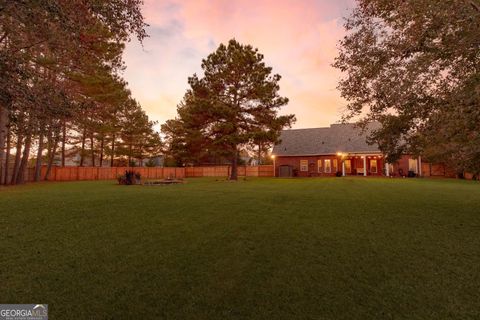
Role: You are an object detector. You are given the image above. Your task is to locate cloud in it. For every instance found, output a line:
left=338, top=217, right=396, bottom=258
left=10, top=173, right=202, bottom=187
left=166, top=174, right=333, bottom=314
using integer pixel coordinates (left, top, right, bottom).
left=123, top=0, right=355, bottom=129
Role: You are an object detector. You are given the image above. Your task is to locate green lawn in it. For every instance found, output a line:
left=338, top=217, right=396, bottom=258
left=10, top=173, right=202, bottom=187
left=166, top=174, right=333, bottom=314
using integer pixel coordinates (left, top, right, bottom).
left=1, top=178, right=479, bottom=319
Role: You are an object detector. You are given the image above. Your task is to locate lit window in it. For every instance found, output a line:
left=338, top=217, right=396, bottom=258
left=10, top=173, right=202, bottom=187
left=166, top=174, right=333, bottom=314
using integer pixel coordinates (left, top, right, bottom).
left=370, top=159, right=377, bottom=173
left=300, top=160, right=308, bottom=172
left=345, top=160, right=352, bottom=173
left=324, top=159, right=331, bottom=173
left=408, top=159, right=418, bottom=173
left=333, top=159, right=338, bottom=172
left=317, top=160, right=322, bottom=173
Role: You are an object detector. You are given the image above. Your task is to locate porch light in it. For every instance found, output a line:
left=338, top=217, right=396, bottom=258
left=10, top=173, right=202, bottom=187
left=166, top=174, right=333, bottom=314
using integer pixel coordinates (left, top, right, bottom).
left=336, top=152, right=342, bottom=156
left=271, top=155, right=276, bottom=159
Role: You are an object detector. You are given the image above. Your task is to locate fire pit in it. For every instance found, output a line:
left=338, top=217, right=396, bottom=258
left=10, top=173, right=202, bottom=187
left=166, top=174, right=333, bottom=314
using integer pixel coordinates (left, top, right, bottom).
left=143, top=178, right=185, bottom=186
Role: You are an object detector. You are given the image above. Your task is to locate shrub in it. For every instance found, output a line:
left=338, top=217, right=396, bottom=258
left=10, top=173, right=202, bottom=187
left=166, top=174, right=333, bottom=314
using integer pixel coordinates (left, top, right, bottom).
left=117, top=170, right=141, bottom=185
left=145, top=159, right=156, bottom=167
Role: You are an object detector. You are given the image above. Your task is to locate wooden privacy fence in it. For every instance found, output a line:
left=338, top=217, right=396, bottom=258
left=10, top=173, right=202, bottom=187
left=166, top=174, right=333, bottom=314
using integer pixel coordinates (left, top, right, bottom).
left=21, top=165, right=274, bottom=182
left=420, top=163, right=456, bottom=177
left=184, top=165, right=274, bottom=177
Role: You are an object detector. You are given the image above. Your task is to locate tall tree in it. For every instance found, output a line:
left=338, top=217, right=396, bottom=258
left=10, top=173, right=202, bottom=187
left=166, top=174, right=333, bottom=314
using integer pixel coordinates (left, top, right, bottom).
left=0, top=0, right=149, bottom=184
left=117, top=99, right=161, bottom=166
left=161, top=93, right=216, bottom=166
left=334, top=0, right=480, bottom=176
left=163, top=39, right=295, bottom=179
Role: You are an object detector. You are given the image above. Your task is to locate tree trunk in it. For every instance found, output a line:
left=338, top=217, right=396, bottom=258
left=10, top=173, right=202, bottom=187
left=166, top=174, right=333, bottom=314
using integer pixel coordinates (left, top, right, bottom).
left=258, top=143, right=262, bottom=165
left=99, top=136, right=104, bottom=167
left=128, top=143, right=132, bottom=167
left=229, top=149, right=238, bottom=180
left=34, top=130, right=44, bottom=182
left=90, top=133, right=95, bottom=167
left=61, top=121, right=66, bottom=167
left=10, top=134, right=23, bottom=185
left=470, top=1, right=480, bottom=12
left=0, top=104, right=8, bottom=184
left=110, top=133, right=115, bottom=167
left=44, top=133, right=60, bottom=180
left=16, top=132, right=32, bottom=184
left=4, top=127, right=10, bottom=185
left=45, top=128, right=52, bottom=164
left=80, top=127, right=86, bottom=166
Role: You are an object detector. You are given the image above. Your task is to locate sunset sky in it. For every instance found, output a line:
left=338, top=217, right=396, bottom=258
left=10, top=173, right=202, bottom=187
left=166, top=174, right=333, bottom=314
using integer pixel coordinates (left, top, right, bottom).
left=123, top=0, right=356, bottom=130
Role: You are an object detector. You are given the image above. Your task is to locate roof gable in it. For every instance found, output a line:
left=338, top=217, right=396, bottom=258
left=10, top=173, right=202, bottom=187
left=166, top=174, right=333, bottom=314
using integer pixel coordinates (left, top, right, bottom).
left=272, top=123, right=381, bottom=156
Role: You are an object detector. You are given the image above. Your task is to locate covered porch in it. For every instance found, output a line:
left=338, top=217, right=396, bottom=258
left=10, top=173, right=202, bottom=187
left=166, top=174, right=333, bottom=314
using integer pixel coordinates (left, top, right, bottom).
left=337, top=153, right=390, bottom=177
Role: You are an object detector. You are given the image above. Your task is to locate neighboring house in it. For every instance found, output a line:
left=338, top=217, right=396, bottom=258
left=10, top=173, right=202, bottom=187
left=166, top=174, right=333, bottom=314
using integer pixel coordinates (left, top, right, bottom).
left=272, top=123, right=450, bottom=178
left=239, top=150, right=258, bottom=166
left=52, top=152, right=100, bottom=167
left=50, top=149, right=164, bottom=167
left=59, top=152, right=82, bottom=166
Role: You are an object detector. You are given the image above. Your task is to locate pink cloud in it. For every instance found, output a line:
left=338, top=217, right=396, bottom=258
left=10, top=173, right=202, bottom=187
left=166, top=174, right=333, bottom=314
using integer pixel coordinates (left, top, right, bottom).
left=123, top=0, right=355, bottom=130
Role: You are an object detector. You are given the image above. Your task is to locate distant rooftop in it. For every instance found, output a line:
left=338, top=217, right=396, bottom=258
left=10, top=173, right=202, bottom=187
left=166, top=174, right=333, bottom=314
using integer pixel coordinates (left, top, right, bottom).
left=272, top=123, right=381, bottom=156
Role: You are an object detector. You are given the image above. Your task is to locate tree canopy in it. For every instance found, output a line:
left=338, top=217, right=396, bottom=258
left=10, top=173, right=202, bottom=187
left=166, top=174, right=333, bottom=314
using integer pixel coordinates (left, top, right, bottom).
left=0, top=0, right=161, bottom=184
left=334, top=0, right=480, bottom=175
left=162, top=39, right=295, bottom=179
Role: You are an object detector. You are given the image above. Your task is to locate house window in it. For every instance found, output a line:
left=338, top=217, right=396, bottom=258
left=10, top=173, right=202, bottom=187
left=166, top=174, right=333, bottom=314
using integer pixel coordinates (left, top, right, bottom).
left=345, top=160, right=352, bottom=174
left=324, top=159, right=331, bottom=173
left=317, top=160, right=322, bottom=173
left=408, top=158, right=418, bottom=173
left=370, top=159, right=378, bottom=173
left=333, top=159, right=338, bottom=173
left=300, top=160, right=308, bottom=172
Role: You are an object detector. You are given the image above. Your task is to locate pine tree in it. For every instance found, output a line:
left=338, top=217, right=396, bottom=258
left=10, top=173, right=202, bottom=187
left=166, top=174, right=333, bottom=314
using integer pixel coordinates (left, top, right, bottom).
left=163, top=39, right=295, bottom=179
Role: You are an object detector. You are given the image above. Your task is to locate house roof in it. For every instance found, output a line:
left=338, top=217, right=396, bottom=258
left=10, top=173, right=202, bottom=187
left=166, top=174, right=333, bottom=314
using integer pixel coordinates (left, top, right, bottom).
left=272, top=123, right=381, bottom=156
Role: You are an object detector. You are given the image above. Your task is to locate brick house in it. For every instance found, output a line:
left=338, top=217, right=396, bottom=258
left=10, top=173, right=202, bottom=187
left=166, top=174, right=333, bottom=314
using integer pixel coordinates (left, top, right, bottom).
left=272, top=123, right=436, bottom=178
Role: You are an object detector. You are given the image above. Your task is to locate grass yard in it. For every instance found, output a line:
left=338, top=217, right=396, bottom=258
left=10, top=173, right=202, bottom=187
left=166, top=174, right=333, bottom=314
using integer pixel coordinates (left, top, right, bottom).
left=1, top=177, right=479, bottom=319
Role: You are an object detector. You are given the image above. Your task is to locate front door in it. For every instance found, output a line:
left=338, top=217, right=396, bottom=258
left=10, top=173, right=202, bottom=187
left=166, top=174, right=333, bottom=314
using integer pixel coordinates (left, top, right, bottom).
left=370, top=159, right=378, bottom=173
left=345, top=160, right=352, bottom=174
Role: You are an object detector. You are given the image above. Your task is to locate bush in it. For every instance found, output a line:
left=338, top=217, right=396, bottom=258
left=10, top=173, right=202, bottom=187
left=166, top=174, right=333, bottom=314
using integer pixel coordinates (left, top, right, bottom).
left=118, top=170, right=141, bottom=185
left=145, top=159, right=156, bottom=167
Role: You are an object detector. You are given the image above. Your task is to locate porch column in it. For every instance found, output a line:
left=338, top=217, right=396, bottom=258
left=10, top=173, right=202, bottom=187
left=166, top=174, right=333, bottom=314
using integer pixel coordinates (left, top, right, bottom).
left=418, top=156, right=422, bottom=176
left=342, top=160, right=345, bottom=176
left=385, top=161, right=390, bottom=177
left=363, top=156, right=367, bottom=176
left=272, top=155, right=276, bottom=177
